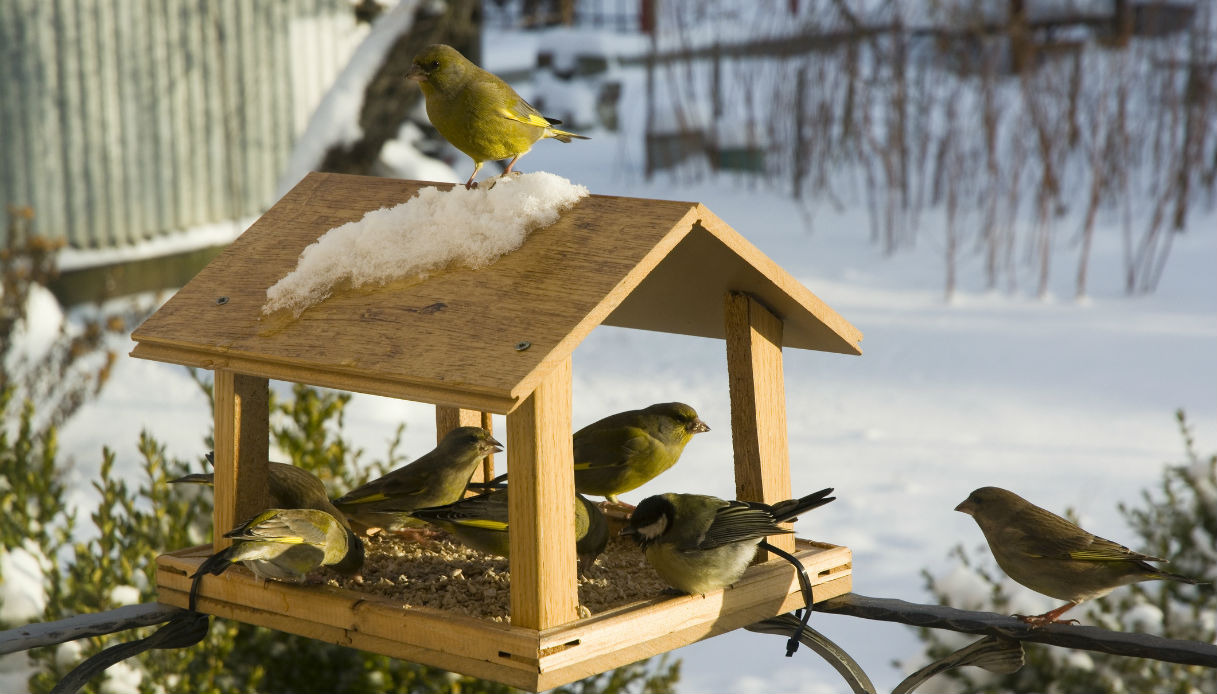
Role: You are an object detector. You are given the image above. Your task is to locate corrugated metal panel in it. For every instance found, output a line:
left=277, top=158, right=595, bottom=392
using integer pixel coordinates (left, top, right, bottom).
left=0, top=0, right=369, bottom=250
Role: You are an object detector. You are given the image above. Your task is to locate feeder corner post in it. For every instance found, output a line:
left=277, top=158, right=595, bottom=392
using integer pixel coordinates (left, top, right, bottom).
left=506, top=356, right=579, bottom=630
left=211, top=370, right=270, bottom=550
left=724, top=291, right=794, bottom=555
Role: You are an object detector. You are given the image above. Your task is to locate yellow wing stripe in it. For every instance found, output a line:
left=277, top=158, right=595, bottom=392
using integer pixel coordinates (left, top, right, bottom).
left=498, top=108, right=551, bottom=128
left=453, top=519, right=508, bottom=531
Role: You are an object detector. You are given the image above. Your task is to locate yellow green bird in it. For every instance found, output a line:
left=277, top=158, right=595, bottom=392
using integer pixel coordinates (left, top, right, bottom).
left=409, top=488, right=609, bottom=573
left=333, top=426, right=502, bottom=530
left=573, top=402, right=710, bottom=506
left=189, top=508, right=362, bottom=611
left=407, top=44, right=589, bottom=189
left=172, top=454, right=350, bottom=528
left=956, top=486, right=1204, bottom=627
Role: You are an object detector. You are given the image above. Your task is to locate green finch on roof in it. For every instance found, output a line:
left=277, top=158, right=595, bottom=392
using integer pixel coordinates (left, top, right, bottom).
left=407, top=44, right=589, bottom=189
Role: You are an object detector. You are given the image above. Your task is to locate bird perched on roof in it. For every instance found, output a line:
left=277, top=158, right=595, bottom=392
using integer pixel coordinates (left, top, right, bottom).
left=407, top=43, right=589, bottom=189
left=189, top=508, right=363, bottom=611
left=621, top=488, right=836, bottom=595
left=573, top=402, right=710, bottom=507
left=955, top=486, right=1204, bottom=627
left=172, top=454, right=350, bottom=527
left=409, top=488, right=608, bottom=573
left=333, top=426, right=502, bottom=530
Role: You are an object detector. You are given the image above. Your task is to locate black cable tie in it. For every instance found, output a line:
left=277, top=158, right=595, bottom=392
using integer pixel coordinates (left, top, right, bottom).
left=760, top=540, right=814, bottom=656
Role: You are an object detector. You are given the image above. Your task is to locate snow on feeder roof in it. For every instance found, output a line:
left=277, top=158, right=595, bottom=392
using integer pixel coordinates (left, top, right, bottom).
left=131, top=172, right=862, bottom=691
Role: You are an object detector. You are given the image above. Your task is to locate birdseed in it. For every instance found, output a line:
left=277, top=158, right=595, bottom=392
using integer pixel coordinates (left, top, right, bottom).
left=325, top=532, right=670, bottom=622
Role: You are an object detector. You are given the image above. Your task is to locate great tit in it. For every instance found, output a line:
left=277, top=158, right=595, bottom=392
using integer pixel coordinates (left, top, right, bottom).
left=621, top=488, right=836, bottom=595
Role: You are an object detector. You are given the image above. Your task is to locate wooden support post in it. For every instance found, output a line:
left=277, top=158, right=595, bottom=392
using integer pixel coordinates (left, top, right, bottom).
left=724, top=292, right=794, bottom=555
left=506, top=357, right=578, bottom=630
left=212, top=371, right=269, bottom=551
left=436, top=406, right=495, bottom=487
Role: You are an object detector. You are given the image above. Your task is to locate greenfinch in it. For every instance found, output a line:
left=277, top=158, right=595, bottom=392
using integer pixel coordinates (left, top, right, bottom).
left=573, top=402, right=710, bottom=505
left=333, top=426, right=502, bottom=530
left=409, top=487, right=609, bottom=573
left=621, top=488, right=836, bottom=596
left=956, top=486, right=1203, bottom=626
left=172, top=454, right=350, bottom=527
left=189, top=508, right=363, bottom=611
left=407, top=44, right=589, bottom=189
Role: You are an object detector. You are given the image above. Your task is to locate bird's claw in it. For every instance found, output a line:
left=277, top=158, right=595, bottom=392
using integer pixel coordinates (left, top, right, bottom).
left=1015, top=613, right=1078, bottom=628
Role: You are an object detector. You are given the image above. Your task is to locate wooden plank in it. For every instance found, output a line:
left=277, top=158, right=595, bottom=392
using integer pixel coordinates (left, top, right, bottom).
left=129, top=342, right=518, bottom=414
left=538, top=542, right=851, bottom=662
left=130, top=173, right=703, bottom=412
left=537, top=573, right=853, bottom=690
left=507, top=357, right=579, bottom=630
left=155, top=538, right=851, bottom=692
left=212, top=371, right=269, bottom=549
left=605, top=216, right=863, bottom=354
left=436, top=406, right=495, bottom=487
left=130, top=174, right=862, bottom=417
left=157, top=583, right=542, bottom=690
left=534, top=542, right=851, bottom=685
left=157, top=547, right=539, bottom=663
left=724, top=292, right=794, bottom=555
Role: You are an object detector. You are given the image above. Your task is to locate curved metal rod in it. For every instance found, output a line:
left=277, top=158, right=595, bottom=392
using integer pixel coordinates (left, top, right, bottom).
left=745, top=613, right=877, bottom=694
left=50, top=611, right=210, bottom=694
left=758, top=539, right=815, bottom=656
left=892, top=635, right=1024, bottom=694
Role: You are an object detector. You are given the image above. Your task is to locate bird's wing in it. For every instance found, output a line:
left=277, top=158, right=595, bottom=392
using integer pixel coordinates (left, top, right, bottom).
left=1006, top=508, right=1162, bottom=562
left=413, top=492, right=509, bottom=532
left=498, top=96, right=555, bottom=129
left=338, top=467, right=433, bottom=506
left=695, top=501, right=789, bottom=550
left=573, top=427, right=654, bottom=470
left=230, top=512, right=331, bottom=546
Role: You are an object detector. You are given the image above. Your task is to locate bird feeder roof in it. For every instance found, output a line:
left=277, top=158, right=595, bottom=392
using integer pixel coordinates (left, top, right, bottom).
left=131, top=173, right=862, bottom=413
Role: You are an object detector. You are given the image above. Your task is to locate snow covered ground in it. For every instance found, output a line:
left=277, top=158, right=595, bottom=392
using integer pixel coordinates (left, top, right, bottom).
left=35, top=21, right=1217, bottom=694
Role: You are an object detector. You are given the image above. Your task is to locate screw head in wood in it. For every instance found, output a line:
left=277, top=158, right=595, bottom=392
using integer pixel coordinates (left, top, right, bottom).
left=215, top=296, right=229, bottom=305
left=514, top=341, right=531, bottom=351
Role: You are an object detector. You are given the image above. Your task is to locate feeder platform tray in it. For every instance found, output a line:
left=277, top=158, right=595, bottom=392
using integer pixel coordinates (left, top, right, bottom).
left=158, top=539, right=850, bottom=691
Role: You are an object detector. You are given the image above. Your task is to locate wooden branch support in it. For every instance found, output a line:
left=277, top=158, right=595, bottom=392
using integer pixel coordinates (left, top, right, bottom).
left=724, top=291, right=794, bottom=556
left=436, top=406, right=495, bottom=487
left=819, top=593, right=1217, bottom=668
left=507, top=357, right=579, bottom=630
left=212, top=371, right=269, bottom=548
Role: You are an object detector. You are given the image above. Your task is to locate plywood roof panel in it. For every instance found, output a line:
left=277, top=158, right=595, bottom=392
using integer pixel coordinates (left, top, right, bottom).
left=131, top=173, right=861, bottom=412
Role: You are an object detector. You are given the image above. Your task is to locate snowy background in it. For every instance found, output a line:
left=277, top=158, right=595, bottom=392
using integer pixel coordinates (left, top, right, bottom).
left=9, top=9, right=1215, bottom=694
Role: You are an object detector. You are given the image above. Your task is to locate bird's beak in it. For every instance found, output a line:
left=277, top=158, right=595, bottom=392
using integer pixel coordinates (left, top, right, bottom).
left=406, top=65, right=426, bottom=83
left=954, top=500, right=975, bottom=515
left=486, top=437, right=504, bottom=455
left=689, top=419, right=710, bottom=434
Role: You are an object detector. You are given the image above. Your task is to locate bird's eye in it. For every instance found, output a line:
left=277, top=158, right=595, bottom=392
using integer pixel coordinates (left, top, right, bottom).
left=428, top=60, right=440, bottom=70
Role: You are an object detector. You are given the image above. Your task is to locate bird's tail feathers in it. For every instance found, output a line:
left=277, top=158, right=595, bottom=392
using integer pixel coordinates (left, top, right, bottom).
left=169, top=473, right=214, bottom=486
left=1153, top=567, right=1206, bottom=585
left=771, top=488, right=836, bottom=523
left=549, top=128, right=590, bottom=143
left=189, top=547, right=236, bottom=611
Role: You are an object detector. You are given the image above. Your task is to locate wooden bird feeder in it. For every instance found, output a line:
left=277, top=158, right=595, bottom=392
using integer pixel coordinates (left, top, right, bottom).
left=133, top=173, right=863, bottom=691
